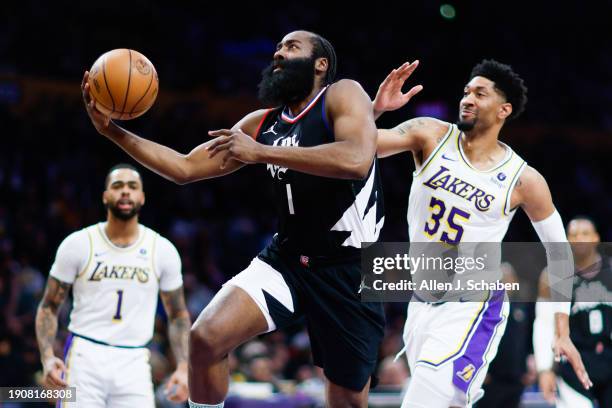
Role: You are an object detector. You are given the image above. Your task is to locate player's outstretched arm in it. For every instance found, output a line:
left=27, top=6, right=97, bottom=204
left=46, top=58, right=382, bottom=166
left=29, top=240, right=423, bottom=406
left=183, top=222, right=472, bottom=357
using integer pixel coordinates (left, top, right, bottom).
left=372, top=60, right=423, bottom=120
left=81, top=71, right=255, bottom=184
left=377, top=117, right=447, bottom=158
left=35, top=277, right=71, bottom=389
left=208, top=79, right=377, bottom=179
left=160, top=286, right=191, bottom=402
left=516, top=167, right=593, bottom=391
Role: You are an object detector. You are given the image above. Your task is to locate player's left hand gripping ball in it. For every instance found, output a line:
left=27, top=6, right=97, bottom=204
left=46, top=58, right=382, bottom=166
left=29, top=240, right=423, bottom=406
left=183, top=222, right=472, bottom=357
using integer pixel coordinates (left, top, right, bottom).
left=207, top=129, right=264, bottom=168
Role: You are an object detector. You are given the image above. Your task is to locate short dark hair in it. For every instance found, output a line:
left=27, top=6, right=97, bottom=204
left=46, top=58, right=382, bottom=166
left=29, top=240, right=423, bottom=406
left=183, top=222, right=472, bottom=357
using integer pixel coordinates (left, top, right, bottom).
left=105, top=163, right=142, bottom=189
left=309, top=33, right=337, bottom=85
left=470, top=59, right=528, bottom=120
left=568, top=215, right=598, bottom=232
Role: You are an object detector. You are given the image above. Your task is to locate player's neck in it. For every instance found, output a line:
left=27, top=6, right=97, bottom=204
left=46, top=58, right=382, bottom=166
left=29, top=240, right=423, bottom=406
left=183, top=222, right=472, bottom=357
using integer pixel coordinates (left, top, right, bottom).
left=104, top=217, right=140, bottom=247
left=286, top=85, right=324, bottom=117
left=575, top=251, right=601, bottom=275
left=461, top=127, right=506, bottom=167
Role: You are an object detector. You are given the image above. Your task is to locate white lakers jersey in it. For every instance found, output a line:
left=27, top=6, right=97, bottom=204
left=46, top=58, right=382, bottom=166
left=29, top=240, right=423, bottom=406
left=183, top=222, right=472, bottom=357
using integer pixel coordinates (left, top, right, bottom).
left=408, top=123, right=526, bottom=244
left=49, top=222, right=182, bottom=347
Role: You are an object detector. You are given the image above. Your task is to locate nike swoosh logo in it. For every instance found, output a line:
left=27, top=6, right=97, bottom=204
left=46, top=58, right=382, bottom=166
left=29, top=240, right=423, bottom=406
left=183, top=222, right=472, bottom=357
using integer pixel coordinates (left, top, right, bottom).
left=442, top=154, right=457, bottom=161
left=94, top=251, right=109, bottom=257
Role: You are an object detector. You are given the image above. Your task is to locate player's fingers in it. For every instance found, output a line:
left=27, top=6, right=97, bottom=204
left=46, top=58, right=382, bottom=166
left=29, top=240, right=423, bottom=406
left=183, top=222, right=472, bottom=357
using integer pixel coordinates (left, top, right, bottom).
left=48, top=371, right=67, bottom=388
left=220, top=150, right=233, bottom=169
left=208, top=129, right=233, bottom=137
left=219, top=151, right=234, bottom=169
left=542, top=388, right=555, bottom=404
left=553, top=343, right=561, bottom=362
left=83, top=83, right=91, bottom=104
left=55, top=359, right=67, bottom=372
left=171, top=384, right=188, bottom=402
left=567, top=351, right=592, bottom=389
left=400, top=60, right=420, bottom=81
left=165, top=377, right=177, bottom=392
left=81, top=71, right=88, bottom=90
left=396, top=61, right=412, bottom=76
left=405, top=85, right=424, bottom=100
left=207, top=139, right=232, bottom=158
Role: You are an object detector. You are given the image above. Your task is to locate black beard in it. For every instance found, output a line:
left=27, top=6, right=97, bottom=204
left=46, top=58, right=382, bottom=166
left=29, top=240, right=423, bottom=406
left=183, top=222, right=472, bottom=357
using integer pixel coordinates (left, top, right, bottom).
left=457, top=118, right=476, bottom=132
left=257, top=57, right=315, bottom=106
left=106, top=201, right=141, bottom=221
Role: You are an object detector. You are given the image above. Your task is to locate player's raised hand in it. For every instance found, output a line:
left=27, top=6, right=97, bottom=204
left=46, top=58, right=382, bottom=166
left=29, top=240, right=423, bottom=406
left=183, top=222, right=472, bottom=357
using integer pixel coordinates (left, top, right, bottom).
left=207, top=129, right=265, bottom=168
left=81, top=71, right=112, bottom=133
left=553, top=335, right=593, bottom=390
left=373, top=61, right=423, bottom=117
left=165, top=363, right=189, bottom=403
left=537, top=370, right=557, bottom=404
left=42, top=356, right=67, bottom=389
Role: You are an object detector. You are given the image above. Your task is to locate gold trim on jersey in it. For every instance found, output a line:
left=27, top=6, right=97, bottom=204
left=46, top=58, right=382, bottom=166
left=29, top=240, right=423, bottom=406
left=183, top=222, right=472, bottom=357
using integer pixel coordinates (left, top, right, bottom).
left=96, top=222, right=147, bottom=252
left=414, top=123, right=458, bottom=177
left=502, top=160, right=527, bottom=217
left=457, top=133, right=515, bottom=173
left=151, top=232, right=161, bottom=283
left=76, top=228, right=94, bottom=279
left=64, top=336, right=77, bottom=392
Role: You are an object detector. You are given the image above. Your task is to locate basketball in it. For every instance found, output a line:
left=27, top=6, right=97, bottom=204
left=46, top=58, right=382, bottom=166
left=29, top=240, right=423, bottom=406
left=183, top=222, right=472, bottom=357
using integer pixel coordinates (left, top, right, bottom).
left=87, top=49, right=158, bottom=120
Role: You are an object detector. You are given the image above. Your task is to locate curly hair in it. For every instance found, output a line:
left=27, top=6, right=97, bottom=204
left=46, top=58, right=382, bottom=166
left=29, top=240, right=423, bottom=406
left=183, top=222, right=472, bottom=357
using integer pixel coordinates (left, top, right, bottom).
left=470, top=59, right=528, bottom=120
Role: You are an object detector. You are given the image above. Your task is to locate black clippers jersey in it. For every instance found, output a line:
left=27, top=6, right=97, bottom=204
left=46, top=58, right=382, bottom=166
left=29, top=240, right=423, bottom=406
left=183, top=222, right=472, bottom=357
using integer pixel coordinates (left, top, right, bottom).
left=569, top=254, right=612, bottom=351
left=255, top=86, right=384, bottom=256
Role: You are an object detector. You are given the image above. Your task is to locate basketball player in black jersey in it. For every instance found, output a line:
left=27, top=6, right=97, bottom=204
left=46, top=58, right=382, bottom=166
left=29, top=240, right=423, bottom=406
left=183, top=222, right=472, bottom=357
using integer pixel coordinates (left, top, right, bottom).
left=535, top=216, right=611, bottom=407
left=82, top=31, right=384, bottom=408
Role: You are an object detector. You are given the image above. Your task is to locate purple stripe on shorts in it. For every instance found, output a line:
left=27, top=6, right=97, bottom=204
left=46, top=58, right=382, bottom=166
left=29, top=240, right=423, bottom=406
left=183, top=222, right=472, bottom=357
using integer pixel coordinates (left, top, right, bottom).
left=56, top=333, right=74, bottom=408
left=62, top=333, right=74, bottom=361
left=452, top=290, right=505, bottom=394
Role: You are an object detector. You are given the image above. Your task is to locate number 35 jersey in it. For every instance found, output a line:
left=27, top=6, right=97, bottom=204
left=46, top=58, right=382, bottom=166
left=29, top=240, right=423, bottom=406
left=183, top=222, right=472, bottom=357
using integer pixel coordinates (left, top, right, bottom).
left=49, top=222, right=182, bottom=347
left=408, top=123, right=527, bottom=244
left=255, top=86, right=384, bottom=256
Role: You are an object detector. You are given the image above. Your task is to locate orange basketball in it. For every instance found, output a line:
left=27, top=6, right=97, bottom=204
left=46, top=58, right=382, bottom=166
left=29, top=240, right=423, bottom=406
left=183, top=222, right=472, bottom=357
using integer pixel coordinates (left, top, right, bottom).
left=88, top=49, right=159, bottom=120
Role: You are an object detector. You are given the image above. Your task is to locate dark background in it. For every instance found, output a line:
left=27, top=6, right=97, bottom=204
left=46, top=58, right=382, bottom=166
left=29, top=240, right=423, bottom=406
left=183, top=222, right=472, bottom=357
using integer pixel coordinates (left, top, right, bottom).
left=0, top=1, right=610, bottom=404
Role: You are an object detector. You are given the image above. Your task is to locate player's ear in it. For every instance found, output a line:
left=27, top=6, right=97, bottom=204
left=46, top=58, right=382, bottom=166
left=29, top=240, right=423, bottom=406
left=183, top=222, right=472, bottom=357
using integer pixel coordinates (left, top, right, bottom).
left=102, top=190, right=108, bottom=205
left=315, top=57, right=328, bottom=76
left=498, top=103, right=512, bottom=120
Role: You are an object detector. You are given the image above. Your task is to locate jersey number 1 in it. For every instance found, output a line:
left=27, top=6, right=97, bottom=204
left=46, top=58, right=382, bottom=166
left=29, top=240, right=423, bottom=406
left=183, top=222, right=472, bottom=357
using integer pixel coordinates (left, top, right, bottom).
left=113, top=290, right=124, bottom=321
left=286, top=184, right=295, bottom=214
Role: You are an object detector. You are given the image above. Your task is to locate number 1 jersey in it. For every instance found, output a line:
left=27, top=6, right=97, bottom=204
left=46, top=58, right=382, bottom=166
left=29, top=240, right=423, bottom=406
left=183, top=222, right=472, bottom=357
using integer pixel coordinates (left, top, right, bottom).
left=49, top=223, right=182, bottom=347
left=255, top=86, right=384, bottom=256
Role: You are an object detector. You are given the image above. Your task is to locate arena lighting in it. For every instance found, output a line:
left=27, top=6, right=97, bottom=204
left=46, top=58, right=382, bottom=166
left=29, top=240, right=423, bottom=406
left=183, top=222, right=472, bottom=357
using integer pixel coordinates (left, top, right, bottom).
left=440, top=4, right=456, bottom=20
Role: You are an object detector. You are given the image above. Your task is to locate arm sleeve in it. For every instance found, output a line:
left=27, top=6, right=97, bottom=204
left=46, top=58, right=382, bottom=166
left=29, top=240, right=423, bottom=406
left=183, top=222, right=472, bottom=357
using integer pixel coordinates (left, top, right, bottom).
left=49, top=230, right=90, bottom=284
left=533, top=300, right=556, bottom=372
left=531, top=210, right=573, bottom=315
left=156, top=235, right=183, bottom=292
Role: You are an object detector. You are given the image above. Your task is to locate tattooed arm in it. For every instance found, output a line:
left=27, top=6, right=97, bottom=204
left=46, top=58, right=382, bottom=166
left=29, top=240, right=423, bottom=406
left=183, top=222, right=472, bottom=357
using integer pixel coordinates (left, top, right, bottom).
left=377, top=117, right=448, bottom=161
left=160, top=286, right=191, bottom=402
left=35, top=277, right=71, bottom=388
